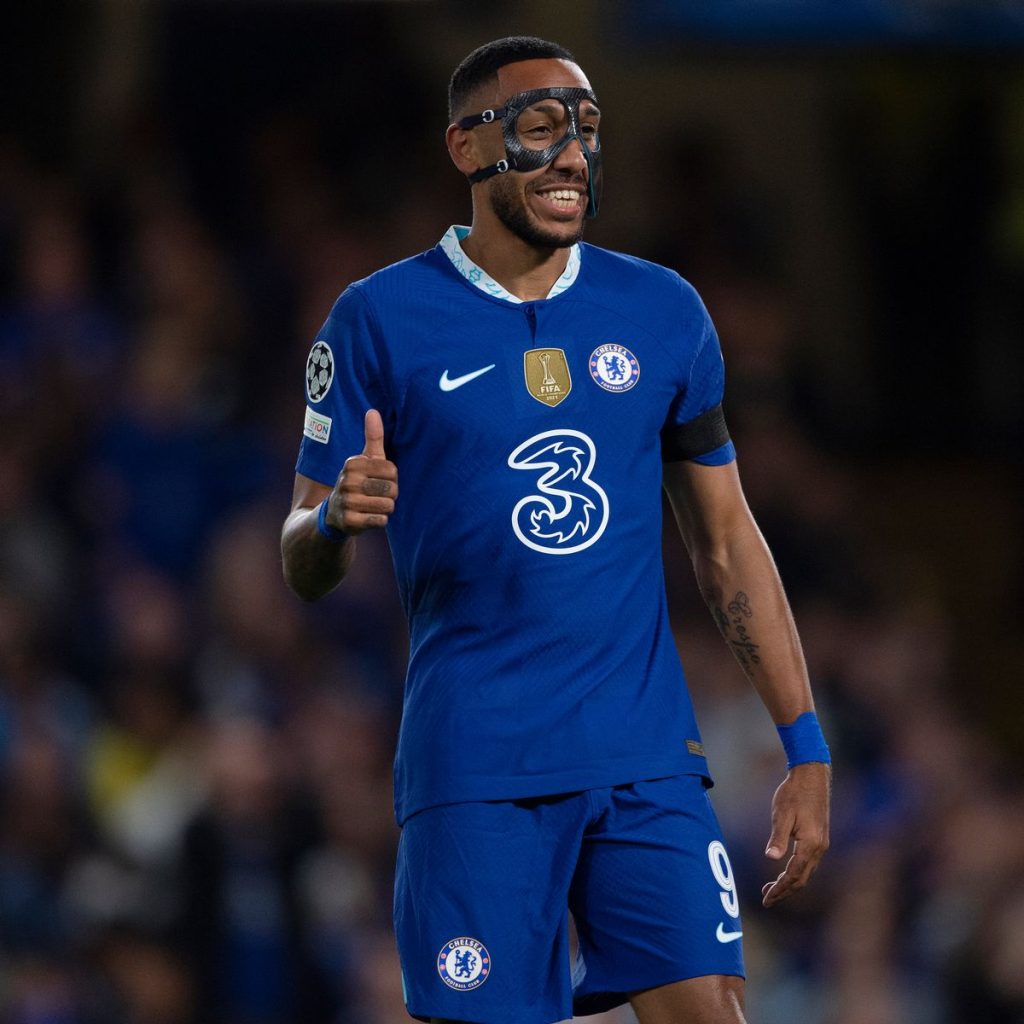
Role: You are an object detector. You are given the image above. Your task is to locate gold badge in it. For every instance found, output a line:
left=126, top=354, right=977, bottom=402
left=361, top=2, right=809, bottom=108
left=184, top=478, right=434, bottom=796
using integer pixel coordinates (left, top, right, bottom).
left=523, top=348, right=572, bottom=407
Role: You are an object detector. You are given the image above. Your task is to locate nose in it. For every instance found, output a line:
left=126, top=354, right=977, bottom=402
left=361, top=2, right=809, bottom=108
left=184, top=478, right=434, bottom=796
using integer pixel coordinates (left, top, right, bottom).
left=551, top=135, right=588, bottom=176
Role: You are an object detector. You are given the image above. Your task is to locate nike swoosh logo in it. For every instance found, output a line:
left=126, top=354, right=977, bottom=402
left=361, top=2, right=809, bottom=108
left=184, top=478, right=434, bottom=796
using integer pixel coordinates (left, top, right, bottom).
left=716, top=923, right=743, bottom=943
left=439, top=364, right=496, bottom=391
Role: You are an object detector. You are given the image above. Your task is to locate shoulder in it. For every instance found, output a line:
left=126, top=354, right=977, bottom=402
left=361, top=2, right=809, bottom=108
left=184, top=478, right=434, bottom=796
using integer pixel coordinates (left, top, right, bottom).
left=343, top=246, right=452, bottom=307
left=578, top=244, right=711, bottom=342
left=579, top=244, right=706, bottom=311
left=324, top=246, right=467, bottom=339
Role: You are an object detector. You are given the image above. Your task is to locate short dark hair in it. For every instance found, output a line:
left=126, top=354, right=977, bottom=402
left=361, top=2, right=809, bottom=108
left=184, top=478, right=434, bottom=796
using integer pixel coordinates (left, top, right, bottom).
left=448, top=36, right=576, bottom=121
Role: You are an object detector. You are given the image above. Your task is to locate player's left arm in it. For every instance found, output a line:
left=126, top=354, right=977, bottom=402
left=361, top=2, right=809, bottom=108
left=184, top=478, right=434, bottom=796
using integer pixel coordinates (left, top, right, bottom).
left=663, top=458, right=831, bottom=908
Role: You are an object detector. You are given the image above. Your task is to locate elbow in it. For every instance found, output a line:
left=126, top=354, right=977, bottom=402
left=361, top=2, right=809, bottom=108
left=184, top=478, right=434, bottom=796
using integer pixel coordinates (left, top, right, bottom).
left=281, top=559, right=314, bottom=603
left=279, top=509, right=352, bottom=602
left=282, top=568, right=334, bottom=604
left=279, top=543, right=347, bottom=604
left=284, top=574, right=322, bottom=604
left=279, top=540, right=325, bottom=604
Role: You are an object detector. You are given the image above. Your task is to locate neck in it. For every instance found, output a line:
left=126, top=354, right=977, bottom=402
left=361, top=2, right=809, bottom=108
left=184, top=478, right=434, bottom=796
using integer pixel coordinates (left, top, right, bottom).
left=459, top=221, right=573, bottom=302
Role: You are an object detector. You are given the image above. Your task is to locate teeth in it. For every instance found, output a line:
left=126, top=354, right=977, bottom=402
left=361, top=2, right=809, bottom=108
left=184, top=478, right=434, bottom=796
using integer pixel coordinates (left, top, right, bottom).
left=541, top=189, right=580, bottom=205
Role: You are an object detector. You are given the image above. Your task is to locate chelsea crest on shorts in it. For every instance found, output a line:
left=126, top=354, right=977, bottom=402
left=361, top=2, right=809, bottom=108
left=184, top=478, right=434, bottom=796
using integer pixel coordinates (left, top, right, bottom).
left=436, top=937, right=491, bottom=991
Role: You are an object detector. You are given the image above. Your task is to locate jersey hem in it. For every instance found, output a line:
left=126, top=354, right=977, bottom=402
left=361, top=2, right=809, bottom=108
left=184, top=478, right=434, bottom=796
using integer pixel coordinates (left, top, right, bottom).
left=395, top=756, right=712, bottom=825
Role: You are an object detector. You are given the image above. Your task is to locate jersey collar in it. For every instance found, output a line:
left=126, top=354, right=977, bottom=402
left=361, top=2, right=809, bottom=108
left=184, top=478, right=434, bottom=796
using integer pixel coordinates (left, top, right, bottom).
left=439, top=225, right=581, bottom=304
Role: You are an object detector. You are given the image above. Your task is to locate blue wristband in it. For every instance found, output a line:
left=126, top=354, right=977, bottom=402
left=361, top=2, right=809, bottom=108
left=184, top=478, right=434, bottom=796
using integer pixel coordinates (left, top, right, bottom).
left=316, top=498, right=348, bottom=542
left=776, top=711, right=831, bottom=769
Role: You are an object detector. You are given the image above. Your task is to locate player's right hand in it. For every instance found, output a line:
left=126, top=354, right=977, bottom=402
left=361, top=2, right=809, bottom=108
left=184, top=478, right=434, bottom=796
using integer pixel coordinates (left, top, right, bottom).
left=324, top=409, right=399, bottom=535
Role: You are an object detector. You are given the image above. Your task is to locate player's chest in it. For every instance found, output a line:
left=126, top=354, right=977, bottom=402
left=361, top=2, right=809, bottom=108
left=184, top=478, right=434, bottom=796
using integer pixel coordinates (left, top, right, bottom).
left=390, top=303, right=677, bottom=454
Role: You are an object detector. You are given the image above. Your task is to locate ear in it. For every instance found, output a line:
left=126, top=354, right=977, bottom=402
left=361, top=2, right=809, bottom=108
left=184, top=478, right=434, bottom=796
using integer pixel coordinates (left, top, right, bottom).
left=446, top=122, right=481, bottom=176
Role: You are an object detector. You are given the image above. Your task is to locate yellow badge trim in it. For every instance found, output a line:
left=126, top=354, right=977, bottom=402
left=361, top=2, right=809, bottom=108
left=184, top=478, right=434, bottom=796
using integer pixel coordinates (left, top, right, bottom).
left=523, top=348, right=572, bottom=407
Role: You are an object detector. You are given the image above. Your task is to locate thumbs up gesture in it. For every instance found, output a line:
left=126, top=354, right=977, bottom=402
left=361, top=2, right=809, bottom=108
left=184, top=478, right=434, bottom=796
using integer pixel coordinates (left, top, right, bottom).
left=324, top=409, right=399, bottom=536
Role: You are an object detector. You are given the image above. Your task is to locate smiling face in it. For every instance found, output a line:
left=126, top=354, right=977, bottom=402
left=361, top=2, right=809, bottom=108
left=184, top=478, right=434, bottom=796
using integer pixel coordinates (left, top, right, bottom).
left=456, top=58, right=601, bottom=249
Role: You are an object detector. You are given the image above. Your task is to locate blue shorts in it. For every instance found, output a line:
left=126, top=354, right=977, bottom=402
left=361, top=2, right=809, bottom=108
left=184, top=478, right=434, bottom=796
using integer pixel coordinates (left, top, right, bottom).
left=393, top=774, right=745, bottom=1024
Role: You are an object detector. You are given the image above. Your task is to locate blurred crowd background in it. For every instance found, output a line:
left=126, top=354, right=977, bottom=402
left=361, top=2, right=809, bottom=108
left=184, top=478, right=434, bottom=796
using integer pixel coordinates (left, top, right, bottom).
left=2, top=2, right=1023, bottom=1023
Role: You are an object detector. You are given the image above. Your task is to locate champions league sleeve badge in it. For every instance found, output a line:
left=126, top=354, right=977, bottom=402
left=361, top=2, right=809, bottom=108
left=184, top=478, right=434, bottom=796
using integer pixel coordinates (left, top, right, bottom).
left=437, top=937, right=491, bottom=991
left=305, top=340, right=335, bottom=403
left=589, top=343, right=639, bottom=393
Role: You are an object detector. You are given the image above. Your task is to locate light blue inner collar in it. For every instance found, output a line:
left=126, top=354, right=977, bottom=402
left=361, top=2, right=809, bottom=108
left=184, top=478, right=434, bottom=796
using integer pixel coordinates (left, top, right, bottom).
left=439, top=225, right=581, bottom=304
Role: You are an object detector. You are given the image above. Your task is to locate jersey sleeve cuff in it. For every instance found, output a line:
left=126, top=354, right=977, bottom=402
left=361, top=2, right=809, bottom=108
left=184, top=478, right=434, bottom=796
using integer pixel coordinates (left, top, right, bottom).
left=688, top=440, right=736, bottom=466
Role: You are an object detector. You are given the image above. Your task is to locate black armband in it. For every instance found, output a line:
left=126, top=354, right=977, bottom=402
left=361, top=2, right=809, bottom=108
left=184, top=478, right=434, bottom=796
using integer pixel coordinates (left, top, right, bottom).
left=660, top=403, right=731, bottom=462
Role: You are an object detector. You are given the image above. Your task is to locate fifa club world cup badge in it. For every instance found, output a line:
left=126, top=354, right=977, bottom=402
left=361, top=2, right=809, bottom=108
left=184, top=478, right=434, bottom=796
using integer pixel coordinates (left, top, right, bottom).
left=437, top=937, right=491, bottom=991
left=524, top=348, right=572, bottom=407
left=589, top=343, right=639, bottom=393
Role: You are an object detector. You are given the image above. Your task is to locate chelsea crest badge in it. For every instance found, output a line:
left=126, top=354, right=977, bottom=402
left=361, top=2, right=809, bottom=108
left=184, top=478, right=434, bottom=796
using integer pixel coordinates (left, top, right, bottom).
left=437, top=937, right=491, bottom=991
left=589, top=343, right=639, bottom=393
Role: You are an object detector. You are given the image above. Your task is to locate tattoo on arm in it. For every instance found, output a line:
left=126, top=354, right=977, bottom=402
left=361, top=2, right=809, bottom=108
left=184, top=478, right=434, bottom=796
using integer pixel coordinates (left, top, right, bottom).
left=707, top=590, right=762, bottom=670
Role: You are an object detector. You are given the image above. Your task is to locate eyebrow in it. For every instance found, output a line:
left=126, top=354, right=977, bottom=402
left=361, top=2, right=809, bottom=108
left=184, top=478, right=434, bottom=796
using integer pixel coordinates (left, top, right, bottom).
left=523, top=101, right=567, bottom=115
left=522, top=100, right=602, bottom=117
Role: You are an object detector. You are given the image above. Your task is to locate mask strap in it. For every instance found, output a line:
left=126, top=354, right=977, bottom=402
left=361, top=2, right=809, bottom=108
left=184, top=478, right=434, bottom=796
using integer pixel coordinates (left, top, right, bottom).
left=580, top=144, right=599, bottom=218
left=456, top=107, right=507, bottom=130
left=458, top=107, right=513, bottom=182
left=467, top=159, right=511, bottom=183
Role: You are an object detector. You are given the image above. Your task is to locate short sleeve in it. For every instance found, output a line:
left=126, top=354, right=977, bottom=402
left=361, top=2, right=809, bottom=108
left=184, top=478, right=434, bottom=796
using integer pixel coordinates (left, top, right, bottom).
left=661, top=293, right=735, bottom=466
left=295, top=286, right=390, bottom=485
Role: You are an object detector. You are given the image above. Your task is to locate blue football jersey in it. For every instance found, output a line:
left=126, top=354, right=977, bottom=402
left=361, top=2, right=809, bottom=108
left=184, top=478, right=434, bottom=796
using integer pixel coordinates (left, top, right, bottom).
left=296, top=227, right=736, bottom=824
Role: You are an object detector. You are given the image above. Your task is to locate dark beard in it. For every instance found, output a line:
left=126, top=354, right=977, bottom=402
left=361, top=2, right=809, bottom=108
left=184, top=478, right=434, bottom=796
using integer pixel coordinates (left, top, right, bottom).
left=488, top=174, right=586, bottom=250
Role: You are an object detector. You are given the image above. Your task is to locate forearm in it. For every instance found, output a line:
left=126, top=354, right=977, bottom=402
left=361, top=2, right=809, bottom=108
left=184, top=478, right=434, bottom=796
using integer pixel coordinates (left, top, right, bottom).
left=282, top=417, right=397, bottom=602
left=280, top=505, right=356, bottom=602
left=693, top=520, right=813, bottom=725
left=665, top=461, right=830, bottom=902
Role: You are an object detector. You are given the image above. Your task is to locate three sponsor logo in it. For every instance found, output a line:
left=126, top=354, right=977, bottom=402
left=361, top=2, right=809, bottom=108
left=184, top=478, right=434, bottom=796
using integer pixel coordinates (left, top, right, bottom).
left=507, top=429, right=609, bottom=555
